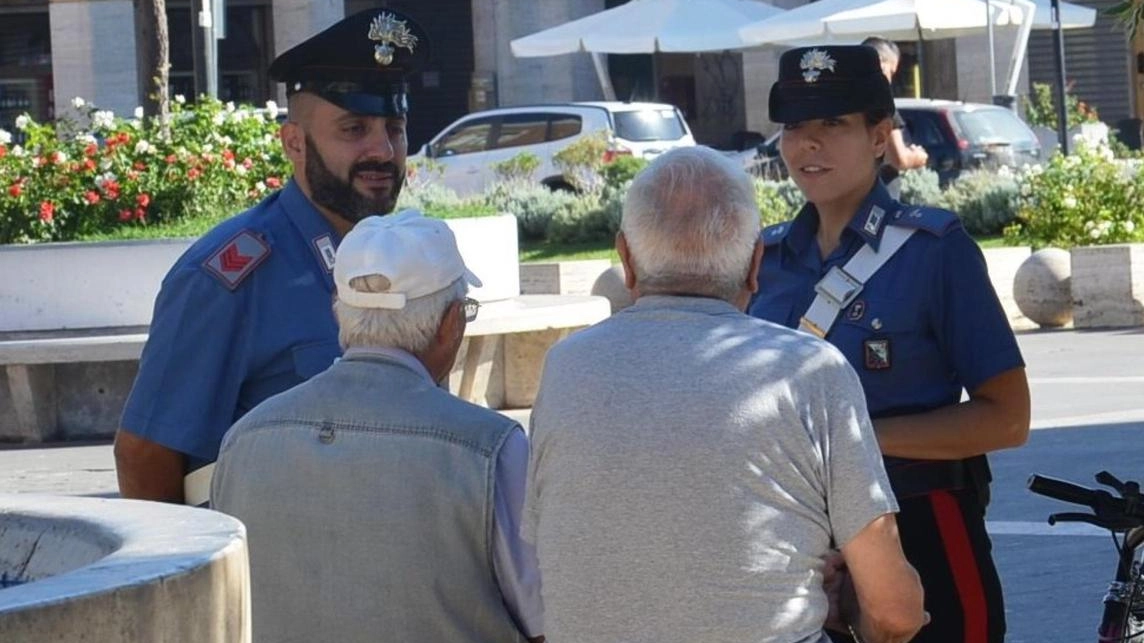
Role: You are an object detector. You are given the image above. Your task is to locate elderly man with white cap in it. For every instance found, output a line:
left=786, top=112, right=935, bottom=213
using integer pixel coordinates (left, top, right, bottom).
left=211, top=211, right=545, bottom=643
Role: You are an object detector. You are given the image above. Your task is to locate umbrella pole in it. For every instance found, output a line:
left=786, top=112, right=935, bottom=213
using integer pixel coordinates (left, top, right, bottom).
left=987, top=0, right=997, bottom=95
left=590, top=52, right=618, bottom=102
left=915, top=28, right=924, bottom=98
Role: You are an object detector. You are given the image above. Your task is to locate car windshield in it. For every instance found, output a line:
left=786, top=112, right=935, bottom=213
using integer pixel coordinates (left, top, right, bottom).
left=954, top=108, right=1038, bottom=146
left=611, top=109, right=687, bottom=142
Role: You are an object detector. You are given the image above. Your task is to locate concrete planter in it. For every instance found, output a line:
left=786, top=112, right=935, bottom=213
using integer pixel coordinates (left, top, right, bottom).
left=0, top=494, right=249, bottom=642
left=520, top=259, right=613, bottom=296
left=982, top=247, right=1035, bottom=331
left=1070, top=244, right=1144, bottom=329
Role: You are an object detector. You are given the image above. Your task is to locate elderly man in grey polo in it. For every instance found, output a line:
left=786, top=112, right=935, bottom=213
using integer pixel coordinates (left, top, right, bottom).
left=211, top=211, right=545, bottom=643
left=523, top=146, right=926, bottom=643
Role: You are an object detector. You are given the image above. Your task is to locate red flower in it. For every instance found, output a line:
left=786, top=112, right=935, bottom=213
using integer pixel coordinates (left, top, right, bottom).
left=242, top=157, right=253, bottom=170
left=0, top=145, right=7, bottom=159
left=266, top=177, right=282, bottom=189
left=165, top=154, right=178, bottom=165
left=84, top=191, right=100, bottom=205
left=133, top=161, right=146, bottom=171
left=134, top=208, right=146, bottom=222
left=187, top=168, right=202, bottom=180
left=222, top=149, right=235, bottom=162
left=118, top=209, right=133, bottom=222
left=8, top=183, right=21, bottom=197
left=39, top=201, right=54, bottom=223
left=82, top=159, right=97, bottom=172
left=84, top=143, right=98, bottom=157
left=136, top=193, right=150, bottom=208
left=103, top=180, right=121, bottom=200
left=126, top=170, right=139, bottom=181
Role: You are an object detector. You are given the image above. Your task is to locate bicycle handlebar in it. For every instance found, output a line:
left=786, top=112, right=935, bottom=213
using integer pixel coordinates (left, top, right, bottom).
left=1028, top=474, right=1100, bottom=508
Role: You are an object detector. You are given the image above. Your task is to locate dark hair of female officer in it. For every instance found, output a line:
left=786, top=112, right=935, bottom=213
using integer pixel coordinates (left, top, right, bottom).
left=771, top=46, right=896, bottom=258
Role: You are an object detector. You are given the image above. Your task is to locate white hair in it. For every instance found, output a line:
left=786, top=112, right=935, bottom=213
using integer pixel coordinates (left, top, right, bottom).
left=620, top=146, right=760, bottom=301
left=334, top=276, right=467, bottom=353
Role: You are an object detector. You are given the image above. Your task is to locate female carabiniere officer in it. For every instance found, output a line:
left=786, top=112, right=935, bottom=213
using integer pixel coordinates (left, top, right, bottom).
left=749, top=46, right=1030, bottom=643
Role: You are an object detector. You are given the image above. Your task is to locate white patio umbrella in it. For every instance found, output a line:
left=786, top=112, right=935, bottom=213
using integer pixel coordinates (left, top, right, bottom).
left=510, top=0, right=786, bottom=99
left=738, top=0, right=1095, bottom=96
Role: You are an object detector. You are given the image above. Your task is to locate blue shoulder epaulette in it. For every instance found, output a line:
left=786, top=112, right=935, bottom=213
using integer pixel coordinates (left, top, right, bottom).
left=889, top=205, right=961, bottom=237
left=762, top=220, right=794, bottom=246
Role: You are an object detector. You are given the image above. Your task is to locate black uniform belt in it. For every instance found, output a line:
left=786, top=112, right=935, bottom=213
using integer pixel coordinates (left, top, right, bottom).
left=885, top=459, right=970, bottom=500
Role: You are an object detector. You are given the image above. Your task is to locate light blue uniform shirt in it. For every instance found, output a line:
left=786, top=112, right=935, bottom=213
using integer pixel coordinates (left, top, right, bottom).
left=121, top=180, right=343, bottom=471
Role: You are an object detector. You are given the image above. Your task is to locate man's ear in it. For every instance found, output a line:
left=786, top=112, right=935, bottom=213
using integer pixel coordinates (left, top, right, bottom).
left=280, top=121, right=305, bottom=165
left=436, top=299, right=464, bottom=342
left=746, top=239, right=764, bottom=294
left=616, top=231, right=637, bottom=290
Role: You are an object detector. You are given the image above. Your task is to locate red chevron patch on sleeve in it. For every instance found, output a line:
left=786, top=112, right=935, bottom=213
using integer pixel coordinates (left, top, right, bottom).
left=203, top=230, right=271, bottom=290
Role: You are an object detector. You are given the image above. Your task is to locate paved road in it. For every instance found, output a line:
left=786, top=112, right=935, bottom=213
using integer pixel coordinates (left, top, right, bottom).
left=2, top=330, right=1143, bottom=641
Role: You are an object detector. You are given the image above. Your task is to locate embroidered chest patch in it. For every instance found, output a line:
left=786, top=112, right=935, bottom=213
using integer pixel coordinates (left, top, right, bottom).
left=864, top=338, right=891, bottom=370
left=203, top=230, right=271, bottom=290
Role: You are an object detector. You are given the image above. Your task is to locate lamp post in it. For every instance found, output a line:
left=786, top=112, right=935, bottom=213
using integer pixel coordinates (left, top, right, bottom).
left=1051, top=0, right=1070, bottom=154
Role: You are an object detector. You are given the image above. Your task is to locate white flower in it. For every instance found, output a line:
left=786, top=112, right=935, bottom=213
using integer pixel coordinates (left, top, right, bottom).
left=15, top=115, right=31, bottom=131
left=74, top=133, right=98, bottom=145
left=51, top=151, right=67, bottom=164
left=95, top=172, right=117, bottom=188
left=1090, top=228, right=1102, bottom=240
left=134, top=140, right=152, bottom=155
left=0, top=129, right=11, bottom=145
left=1062, top=196, right=1077, bottom=210
left=265, top=100, right=279, bottom=120
left=212, top=112, right=227, bottom=126
left=134, top=106, right=145, bottom=119
left=174, top=94, right=186, bottom=105
left=225, top=101, right=236, bottom=113
left=92, top=110, right=115, bottom=130
left=255, top=180, right=267, bottom=193
left=203, top=143, right=214, bottom=153
left=71, top=97, right=86, bottom=109
left=1125, top=221, right=1136, bottom=233
left=235, top=164, right=248, bottom=176
left=10, top=145, right=25, bottom=157
left=99, top=158, right=113, bottom=171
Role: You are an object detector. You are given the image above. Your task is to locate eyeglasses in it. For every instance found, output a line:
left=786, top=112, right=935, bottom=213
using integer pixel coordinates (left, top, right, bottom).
left=463, top=297, right=480, bottom=322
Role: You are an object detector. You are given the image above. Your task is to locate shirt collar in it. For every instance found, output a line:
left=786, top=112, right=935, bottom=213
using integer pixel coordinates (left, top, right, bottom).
left=783, top=180, right=901, bottom=256
left=342, top=346, right=433, bottom=383
left=627, top=294, right=742, bottom=317
left=279, top=179, right=342, bottom=285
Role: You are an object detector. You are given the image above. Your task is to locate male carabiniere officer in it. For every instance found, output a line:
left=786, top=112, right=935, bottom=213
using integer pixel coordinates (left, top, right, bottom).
left=115, top=9, right=430, bottom=505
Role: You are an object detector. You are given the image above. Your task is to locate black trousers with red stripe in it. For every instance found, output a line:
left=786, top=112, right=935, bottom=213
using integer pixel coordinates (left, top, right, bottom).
left=830, top=488, right=1005, bottom=643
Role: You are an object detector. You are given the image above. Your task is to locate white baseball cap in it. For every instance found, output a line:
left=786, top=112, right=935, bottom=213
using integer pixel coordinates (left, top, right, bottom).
left=334, top=210, right=482, bottom=309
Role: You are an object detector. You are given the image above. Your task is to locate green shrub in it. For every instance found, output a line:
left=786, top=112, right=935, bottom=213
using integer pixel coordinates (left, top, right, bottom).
left=492, top=152, right=541, bottom=183
left=1004, top=144, right=1144, bottom=248
left=546, top=191, right=620, bottom=244
left=599, top=155, right=648, bottom=191
left=482, top=181, right=581, bottom=240
left=940, top=170, right=1020, bottom=235
left=1024, top=82, right=1101, bottom=130
left=553, top=132, right=609, bottom=192
left=754, top=179, right=797, bottom=226
left=899, top=168, right=943, bottom=206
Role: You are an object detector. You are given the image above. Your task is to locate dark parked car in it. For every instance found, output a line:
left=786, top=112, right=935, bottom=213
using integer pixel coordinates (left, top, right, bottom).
left=742, top=98, right=1043, bottom=185
left=896, top=98, right=1042, bottom=184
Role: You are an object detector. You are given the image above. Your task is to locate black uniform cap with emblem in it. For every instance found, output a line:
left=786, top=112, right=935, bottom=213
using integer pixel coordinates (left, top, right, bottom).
left=269, top=9, right=430, bottom=117
left=769, top=45, right=894, bottom=124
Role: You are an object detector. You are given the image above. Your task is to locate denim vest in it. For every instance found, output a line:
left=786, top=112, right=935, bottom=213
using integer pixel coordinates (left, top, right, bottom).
left=212, top=354, right=526, bottom=643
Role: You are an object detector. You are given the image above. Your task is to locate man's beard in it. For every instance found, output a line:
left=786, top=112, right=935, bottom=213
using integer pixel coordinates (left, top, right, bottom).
left=304, top=135, right=405, bottom=224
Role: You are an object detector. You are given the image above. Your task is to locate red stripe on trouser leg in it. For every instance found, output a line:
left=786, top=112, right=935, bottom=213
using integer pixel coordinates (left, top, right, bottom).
left=930, top=490, right=989, bottom=643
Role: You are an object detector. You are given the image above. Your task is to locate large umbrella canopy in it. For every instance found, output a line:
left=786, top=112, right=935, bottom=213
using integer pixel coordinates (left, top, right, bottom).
left=738, top=0, right=1093, bottom=45
left=510, top=0, right=785, bottom=56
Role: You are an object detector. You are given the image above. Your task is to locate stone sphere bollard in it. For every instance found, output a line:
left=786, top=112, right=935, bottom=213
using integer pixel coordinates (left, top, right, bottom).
left=591, top=264, right=634, bottom=313
left=1014, top=248, right=1072, bottom=327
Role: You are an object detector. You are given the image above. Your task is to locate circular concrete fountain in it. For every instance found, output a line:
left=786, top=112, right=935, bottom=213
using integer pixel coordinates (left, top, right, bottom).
left=0, top=494, right=249, bottom=642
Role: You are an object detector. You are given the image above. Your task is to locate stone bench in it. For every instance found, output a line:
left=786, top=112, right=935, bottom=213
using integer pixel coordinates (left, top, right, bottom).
left=0, top=215, right=610, bottom=443
left=0, top=494, right=248, bottom=641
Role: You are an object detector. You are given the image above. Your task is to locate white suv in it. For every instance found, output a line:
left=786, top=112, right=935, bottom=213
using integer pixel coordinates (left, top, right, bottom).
left=410, top=101, right=696, bottom=196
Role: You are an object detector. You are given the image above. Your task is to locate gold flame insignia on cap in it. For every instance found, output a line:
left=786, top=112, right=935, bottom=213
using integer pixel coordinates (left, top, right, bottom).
left=368, top=12, right=418, bottom=67
left=800, top=49, right=837, bottom=83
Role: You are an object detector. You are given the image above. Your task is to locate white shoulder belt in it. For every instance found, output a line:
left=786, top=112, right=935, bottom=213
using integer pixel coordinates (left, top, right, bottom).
left=799, top=225, right=917, bottom=339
